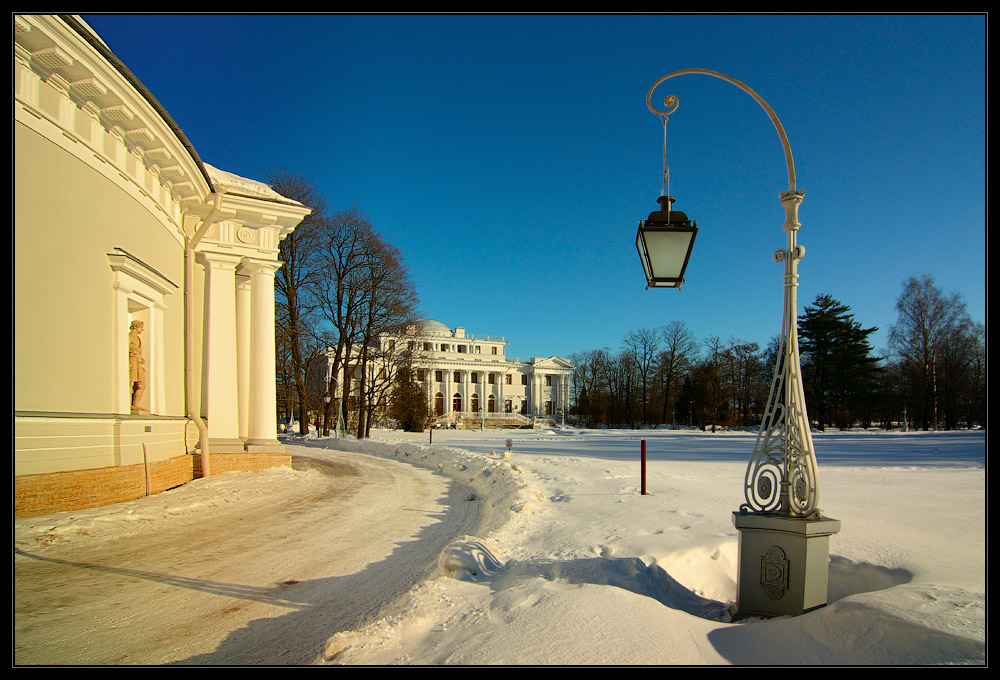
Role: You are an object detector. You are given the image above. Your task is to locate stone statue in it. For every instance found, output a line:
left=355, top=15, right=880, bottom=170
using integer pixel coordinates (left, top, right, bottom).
left=129, top=320, right=147, bottom=413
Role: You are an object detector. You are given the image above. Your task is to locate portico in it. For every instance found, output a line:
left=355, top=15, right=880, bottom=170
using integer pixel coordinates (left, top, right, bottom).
left=193, top=166, right=311, bottom=453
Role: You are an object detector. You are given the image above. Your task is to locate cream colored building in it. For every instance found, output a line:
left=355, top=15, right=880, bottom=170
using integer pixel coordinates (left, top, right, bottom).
left=333, top=319, right=574, bottom=427
left=14, top=15, right=311, bottom=516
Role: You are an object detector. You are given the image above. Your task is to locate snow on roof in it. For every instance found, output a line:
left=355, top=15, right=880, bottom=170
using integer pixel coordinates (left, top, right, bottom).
left=203, top=163, right=304, bottom=206
left=416, top=319, right=453, bottom=336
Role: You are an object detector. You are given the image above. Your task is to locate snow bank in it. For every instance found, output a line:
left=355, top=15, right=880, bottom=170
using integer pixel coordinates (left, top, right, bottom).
left=302, top=428, right=984, bottom=666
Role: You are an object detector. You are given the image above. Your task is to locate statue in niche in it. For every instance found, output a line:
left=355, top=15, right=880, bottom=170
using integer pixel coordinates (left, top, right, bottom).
left=129, top=320, right=148, bottom=413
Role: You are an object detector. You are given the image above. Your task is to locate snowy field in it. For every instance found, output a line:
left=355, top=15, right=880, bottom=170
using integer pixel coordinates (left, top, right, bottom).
left=305, top=427, right=985, bottom=665
left=16, top=427, right=985, bottom=665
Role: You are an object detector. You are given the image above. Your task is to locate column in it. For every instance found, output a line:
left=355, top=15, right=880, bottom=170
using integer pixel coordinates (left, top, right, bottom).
left=235, top=275, right=252, bottom=441
left=425, top=369, right=433, bottom=415
left=562, top=375, right=570, bottom=415
left=197, top=251, right=243, bottom=452
left=242, top=259, right=283, bottom=452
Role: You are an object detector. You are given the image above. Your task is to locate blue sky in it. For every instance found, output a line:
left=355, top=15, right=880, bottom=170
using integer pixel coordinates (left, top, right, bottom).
left=81, top=13, right=986, bottom=361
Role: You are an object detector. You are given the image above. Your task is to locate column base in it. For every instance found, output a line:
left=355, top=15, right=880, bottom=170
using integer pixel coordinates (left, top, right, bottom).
left=209, top=437, right=247, bottom=453
left=732, top=511, right=841, bottom=619
left=244, top=438, right=285, bottom=454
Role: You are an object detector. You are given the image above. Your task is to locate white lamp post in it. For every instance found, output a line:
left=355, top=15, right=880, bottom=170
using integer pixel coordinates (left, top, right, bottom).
left=642, top=68, right=840, bottom=618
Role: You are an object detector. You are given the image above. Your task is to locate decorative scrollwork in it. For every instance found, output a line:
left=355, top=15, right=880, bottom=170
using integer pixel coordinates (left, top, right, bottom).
left=740, top=250, right=821, bottom=518
left=648, top=92, right=680, bottom=118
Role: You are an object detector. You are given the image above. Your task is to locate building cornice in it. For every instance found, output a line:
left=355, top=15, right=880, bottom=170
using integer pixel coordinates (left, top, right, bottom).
left=14, top=15, right=210, bottom=245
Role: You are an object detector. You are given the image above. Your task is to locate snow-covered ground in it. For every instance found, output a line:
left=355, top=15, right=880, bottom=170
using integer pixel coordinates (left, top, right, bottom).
left=16, top=427, right=985, bottom=665
left=306, top=426, right=985, bottom=665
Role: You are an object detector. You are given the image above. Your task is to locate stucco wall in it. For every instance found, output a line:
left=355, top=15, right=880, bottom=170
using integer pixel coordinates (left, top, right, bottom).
left=14, top=121, right=187, bottom=417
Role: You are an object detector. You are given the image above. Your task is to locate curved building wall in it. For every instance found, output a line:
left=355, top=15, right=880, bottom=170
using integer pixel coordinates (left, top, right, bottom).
left=14, top=15, right=308, bottom=516
left=15, top=122, right=186, bottom=416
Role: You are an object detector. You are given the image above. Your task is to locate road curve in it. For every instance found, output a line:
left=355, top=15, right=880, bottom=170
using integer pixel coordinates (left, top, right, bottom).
left=14, top=446, right=479, bottom=665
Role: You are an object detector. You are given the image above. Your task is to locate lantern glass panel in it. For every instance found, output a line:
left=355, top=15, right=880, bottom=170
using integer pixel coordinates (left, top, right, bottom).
left=642, top=229, right=694, bottom=280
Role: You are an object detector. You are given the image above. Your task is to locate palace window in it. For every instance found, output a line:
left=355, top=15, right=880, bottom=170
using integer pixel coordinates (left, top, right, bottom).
left=471, top=372, right=478, bottom=384
left=471, top=394, right=480, bottom=412
left=488, top=395, right=496, bottom=413
left=454, top=371, right=461, bottom=383
left=491, top=347, right=498, bottom=355
left=435, top=370, right=443, bottom=382
left=505, top=374, right=512, bottom=385
left=453, top=393, right=462, bottom=412
left=488, top=373, right=496, bottom=385
left=545, top=375, right=552, bottom=386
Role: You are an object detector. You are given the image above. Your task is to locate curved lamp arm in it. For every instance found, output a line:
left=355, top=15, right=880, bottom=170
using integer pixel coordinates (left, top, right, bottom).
left=647, top=68, right=797, bottom=194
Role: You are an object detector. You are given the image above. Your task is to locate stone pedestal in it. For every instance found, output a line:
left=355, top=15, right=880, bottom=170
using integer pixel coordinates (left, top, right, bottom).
left=732, top=512, right=841, bottom=619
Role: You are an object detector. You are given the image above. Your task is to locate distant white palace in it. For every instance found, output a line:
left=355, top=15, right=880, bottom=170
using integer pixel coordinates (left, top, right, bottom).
left=333, top=319, right=574, bottom=426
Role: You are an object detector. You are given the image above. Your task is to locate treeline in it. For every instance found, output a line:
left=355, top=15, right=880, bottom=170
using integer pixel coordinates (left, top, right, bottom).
left=269, top=170, right=419, bottom=439
left=570, top=275, right=985, bottom=432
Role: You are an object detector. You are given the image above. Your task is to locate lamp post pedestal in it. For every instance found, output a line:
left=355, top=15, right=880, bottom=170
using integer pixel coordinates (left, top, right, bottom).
left=732, top=512, right=841, bottom=619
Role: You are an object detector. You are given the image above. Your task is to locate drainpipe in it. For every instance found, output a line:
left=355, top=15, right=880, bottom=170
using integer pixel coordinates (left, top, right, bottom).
left=185, top=191, right=225, bottom=478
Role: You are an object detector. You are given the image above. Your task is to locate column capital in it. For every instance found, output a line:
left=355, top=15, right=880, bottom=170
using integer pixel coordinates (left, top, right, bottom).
left=238, top=258, right=283, bottom=276
left=195, top=250, right=243, bottom=269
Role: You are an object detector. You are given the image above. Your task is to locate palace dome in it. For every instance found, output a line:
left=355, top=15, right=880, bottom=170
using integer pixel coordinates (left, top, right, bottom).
left=416, top=319, right=452, bottom=336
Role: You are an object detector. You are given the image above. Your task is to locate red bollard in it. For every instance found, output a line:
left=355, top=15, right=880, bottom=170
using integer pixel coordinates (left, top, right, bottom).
left=641, top=439, right=647, bottom=495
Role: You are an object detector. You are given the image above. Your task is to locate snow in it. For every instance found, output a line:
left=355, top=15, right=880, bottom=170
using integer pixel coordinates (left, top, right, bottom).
left=15, top=427, right=985, bottom=665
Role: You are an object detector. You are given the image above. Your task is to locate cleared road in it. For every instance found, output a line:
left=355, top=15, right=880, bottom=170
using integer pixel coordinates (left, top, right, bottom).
left=14, top=445, right=479, bottom=665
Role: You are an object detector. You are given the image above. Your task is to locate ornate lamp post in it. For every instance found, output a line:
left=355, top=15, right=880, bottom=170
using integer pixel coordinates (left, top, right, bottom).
left=641, top=69, right=840, bottom=618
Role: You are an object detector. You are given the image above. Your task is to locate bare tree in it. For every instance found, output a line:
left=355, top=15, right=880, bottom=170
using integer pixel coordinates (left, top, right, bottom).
left=353, top=233, right=419, bottom=438
left=623, top=328, right=661, bottom=425
left=657, top=321, right=699, bottom=427
left=313, top=207, right=374, bottom=436
left=267, top=169, right=327, bottom=435
left=888, top=274, right=972, bottom=430
left=722, top=337, right=764, bottom=426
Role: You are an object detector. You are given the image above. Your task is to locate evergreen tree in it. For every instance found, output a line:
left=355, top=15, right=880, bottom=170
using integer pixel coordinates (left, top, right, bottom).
left=388, top=366, right=428, bottom=432
left=799, top=294, right=881, bottom=430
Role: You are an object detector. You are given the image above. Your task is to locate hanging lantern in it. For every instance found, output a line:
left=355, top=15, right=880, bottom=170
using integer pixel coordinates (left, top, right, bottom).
left=635, top=195, right=698, bottom=289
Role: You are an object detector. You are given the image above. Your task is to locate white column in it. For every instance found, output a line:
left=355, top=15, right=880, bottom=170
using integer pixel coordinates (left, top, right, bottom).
left=197, top=251, right=243, bottom=451
left=236, top=275, right=252, bottom=441
left=425, top=369, right=433, bottom=415
left=243, top=259, right=283, bottom=451
left=463, top=370, right=470, bottom=414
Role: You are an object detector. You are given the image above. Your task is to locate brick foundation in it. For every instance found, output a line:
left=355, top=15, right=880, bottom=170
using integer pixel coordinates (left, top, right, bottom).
left=15, top=451, right=290, bottom=519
